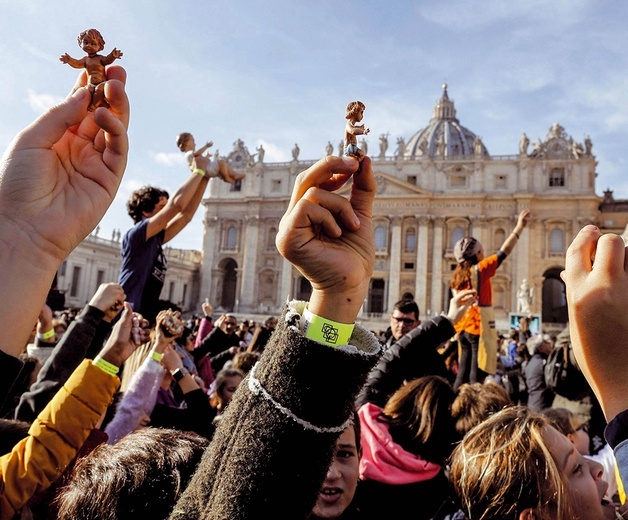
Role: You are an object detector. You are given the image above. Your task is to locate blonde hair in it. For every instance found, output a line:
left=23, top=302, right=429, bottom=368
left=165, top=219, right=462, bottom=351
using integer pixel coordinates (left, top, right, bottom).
left=450, top=405, right=573, bottom=519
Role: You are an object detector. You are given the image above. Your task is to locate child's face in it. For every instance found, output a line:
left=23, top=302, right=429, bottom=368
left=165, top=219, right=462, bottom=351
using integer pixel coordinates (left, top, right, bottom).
left=353, top=106, right=364, bottom=122
left=184, top=135, right=195, bottom=151
left=80, top=36, right=101, bottom=55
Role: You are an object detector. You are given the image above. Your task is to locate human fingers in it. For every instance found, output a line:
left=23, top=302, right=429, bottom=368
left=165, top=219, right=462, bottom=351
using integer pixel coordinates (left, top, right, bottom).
left=593, top=233, right=627, bottom=276
left=562, top=225, right=601, bottom=284
left=288, top=156, right=360, bottom=214
left=69, top=70, right=88, bottom=95
left=299, top=187, right=362, bottom=233
left=348, top=156, right=376, bottom=216
left=95, top=81, right=129, bottom=183
left=16, top=87, right=91, bottom=149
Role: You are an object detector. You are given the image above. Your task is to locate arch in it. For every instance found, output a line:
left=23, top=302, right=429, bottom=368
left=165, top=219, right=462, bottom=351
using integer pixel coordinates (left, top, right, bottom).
left=218, top=258, right=238, bottom=311
left=542, top=267, right=567, bottom=324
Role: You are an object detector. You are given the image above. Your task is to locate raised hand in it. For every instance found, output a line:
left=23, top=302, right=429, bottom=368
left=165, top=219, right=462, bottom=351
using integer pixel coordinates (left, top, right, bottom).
left=98, top=303, right=148, bottom=368
left=0, top=66, right=130, bottom=356
left=276, top=156, right=376, bottom=323
left=89, top=282, right=126, bottom=322
left=562, top=225, right=628, bottom=420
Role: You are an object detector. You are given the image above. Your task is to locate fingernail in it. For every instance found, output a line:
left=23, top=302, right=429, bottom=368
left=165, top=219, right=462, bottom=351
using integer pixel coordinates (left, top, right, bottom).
left=71, top=87, right=89, bottom=100
left=341, top=156, right=358, bottom=167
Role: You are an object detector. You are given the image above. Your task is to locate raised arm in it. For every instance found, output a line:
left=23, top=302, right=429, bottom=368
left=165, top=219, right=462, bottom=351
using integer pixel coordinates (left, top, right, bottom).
left=170, top=156, right=381, bottom=519
left=499, top=209, right=530, bottom=256
left=0, top=66, right=129, bottom=357
left=102, top=48, right=123, bottom=66
left=145, top=154, right=210, bottom=243
left=59, top=53, right=85, bottom=69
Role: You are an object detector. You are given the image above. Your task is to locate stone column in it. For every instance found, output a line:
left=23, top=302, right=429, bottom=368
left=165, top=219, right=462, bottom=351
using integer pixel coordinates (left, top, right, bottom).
left=239, top=216, right=259, bottom=310
left=415, top=216, right=430, bottom=317
left=387, top=216, right=403, bottom=313
left=430, top=217, right=445, bottom=314
left=200, top=213, right=220, bottom=303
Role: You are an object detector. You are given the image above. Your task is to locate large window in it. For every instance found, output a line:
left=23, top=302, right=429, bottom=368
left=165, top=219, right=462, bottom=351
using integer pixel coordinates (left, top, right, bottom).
left=549, top=168, right=565, bottom=187
left=549, top=229, right=565, bottom=254
left=451, top=226, right=465, bottom=249
left=375, top=225, right=387, bottom=250
left=224, top=226, right=237, bottom=250
left=70, top=266, right=82, bottom=297
left=405, top=228, right=416, bottom=252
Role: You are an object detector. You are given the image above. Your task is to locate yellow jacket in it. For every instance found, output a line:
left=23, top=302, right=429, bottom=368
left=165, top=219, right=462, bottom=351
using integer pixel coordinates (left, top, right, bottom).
left=0, top=360, right=118, bottom=519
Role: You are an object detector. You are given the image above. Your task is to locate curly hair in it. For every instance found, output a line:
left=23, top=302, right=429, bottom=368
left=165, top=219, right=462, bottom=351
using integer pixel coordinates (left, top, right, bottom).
left=77, top=28, right=105, bottom=51
left=126, top=186, right=169, bottom=223
left=345, top=100, right=365, bottom=120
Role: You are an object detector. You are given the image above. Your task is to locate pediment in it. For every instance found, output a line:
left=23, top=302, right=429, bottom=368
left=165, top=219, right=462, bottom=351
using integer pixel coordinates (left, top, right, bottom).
left=337, top=171, right=432, bottom=198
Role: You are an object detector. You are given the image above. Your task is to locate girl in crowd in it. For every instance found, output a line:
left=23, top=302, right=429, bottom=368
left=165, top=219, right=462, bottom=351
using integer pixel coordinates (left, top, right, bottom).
left=450, top=209, right=530, bottom=391
left=450, top=405, right=618, bottom=519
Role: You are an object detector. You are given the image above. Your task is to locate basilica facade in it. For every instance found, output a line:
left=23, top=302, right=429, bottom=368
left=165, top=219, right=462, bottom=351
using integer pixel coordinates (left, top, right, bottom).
left=199, top=86, right=616, bottom=333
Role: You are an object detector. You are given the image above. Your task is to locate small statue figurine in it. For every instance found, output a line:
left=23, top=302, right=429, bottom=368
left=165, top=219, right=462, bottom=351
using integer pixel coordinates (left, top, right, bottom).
left=519, top=132, right=529, bottom=155
left=517, top=278, right=534, bottom=314
left=343, top=100, right=369, bottom=161
left=292, top=143, right=300, bottom=161
left=256, top=144, right=265, bottom=163
left=379, top=133, right=389, bottom=157
left=176, top=133, right=246, bottom=184
left=59, top=29, right=123, bottom=111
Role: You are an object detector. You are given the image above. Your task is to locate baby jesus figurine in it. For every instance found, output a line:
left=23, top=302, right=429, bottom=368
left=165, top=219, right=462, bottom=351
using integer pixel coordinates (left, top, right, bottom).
left=344, top=100, right=369, bottom=161
left=176, top=133, right=246, bottom=184
left=59, top=28, right=123, bottom=111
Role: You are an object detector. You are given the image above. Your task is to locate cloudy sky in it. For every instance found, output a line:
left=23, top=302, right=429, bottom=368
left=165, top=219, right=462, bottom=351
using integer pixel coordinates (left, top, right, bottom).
left=2, top=0, right=628, bottom=250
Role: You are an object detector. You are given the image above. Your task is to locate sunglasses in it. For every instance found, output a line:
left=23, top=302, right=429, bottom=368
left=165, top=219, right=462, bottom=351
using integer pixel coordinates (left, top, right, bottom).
left=391, top=316, right=416, bottom=325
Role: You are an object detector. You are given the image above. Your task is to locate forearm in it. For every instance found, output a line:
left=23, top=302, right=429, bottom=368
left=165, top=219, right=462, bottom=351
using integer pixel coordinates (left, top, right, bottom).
left=179, top=175, right=209, bottom=219
left=308, top=284, right=368, bottom=325
left=15, top=304, right=105, bottom=422
left=170, top=171, right=206, bottom=214
left=499, top=223, right=525, bottom=256
left=0, top=231, right=60, bottom=357
left=170, top=304, right=380, bottom=519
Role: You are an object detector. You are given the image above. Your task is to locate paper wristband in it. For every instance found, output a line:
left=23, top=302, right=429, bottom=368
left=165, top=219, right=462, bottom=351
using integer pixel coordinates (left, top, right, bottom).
left=193, top=168, right=205, bottom=177
left=303, top=307, right=354, bottom=347
left=150, top=351, right=164, bottom=362
left=92, top=356, right=120, bottom=376
left=38, top=329, right=55, bottom=340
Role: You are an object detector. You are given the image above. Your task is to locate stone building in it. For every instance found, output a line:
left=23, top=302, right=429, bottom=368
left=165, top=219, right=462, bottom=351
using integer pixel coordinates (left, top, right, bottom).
left=199, top=86, right=606, bottom=332
left=56, top=230, right=202, bottom=311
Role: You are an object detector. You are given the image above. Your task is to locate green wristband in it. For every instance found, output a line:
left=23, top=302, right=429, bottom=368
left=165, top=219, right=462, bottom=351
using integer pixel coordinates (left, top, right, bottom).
left=193, top=168, right=205, bottom=177
left=303, top=306, right=354, bottom=347
left=92, top=356, right=120, bottom=376
left=150, top=351, right=164, bottom=362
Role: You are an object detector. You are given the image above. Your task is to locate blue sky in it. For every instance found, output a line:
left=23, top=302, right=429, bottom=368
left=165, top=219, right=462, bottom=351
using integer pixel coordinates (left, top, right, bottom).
left=2, top=0, right=628, bottom=250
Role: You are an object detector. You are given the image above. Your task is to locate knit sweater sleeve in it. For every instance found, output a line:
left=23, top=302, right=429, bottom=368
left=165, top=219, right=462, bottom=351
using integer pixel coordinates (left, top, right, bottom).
left=169, top=301, right=381, bottom=520
left=104, top=357, right=165, bottom=444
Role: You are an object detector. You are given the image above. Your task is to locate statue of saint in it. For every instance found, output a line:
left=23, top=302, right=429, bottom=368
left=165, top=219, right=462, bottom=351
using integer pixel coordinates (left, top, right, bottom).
left=326, top=141, right=334, bottom=156
left=292, top=143, right=300, bottom=161
left=394, top=137, right=406, bottom=159
left=519, top=133, right=529, bottom=155
left=517, top=278, right=533, bottom=314
left=584, top=135, right=593, bottom=155
left=379, top=133, right=389, bottom=157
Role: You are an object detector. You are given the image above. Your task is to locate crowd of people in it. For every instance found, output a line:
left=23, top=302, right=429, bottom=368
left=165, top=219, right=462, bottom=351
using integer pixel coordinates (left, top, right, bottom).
left=2, top=64, right=628, bottom=520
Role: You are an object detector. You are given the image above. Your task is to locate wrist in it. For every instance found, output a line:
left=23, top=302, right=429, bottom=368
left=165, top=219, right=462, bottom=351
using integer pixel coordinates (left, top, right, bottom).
left=171, top=366, right=189, bottom=382
left=308, top=287, right=365, bottom=325
left=302, top=306, right=355, bottom=347
left=97, top=349, right=124, bottom=368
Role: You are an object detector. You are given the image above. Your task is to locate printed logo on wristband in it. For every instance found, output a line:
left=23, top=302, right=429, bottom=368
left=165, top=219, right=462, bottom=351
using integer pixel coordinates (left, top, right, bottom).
left=303, top=307, right=354, bottom=347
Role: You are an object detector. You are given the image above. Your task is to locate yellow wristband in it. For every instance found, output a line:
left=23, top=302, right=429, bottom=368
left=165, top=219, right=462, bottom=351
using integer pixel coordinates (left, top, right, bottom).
left=150, top=351, right=164, bottom=362
left=193, top=168, right=205, bottom=177
left=38, top=329, right=55, bottom=340
left=92, top=356, right=120, bottom=376
left=303, top=306, right=354, bottom=347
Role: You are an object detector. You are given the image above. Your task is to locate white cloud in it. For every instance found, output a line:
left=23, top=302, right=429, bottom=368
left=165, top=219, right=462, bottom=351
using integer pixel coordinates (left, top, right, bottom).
left=152, top=151, right=186, bottom=167
left=256, top=140, right=287, bottom=163
left=26, top=89, right=62, bottom=114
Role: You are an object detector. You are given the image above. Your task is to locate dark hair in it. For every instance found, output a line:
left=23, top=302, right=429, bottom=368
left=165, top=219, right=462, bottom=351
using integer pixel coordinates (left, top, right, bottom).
left=452, top=381, right=512, bottom=436
left=231, top=351, right=260, bottom=375
left=126, top=186, right=169, bottom=224
left=55, top=428, right=209, bottom=519
left=392, top=299, right=420, bottom=319
left=176, top=327, right=194, bottom=346
left=176, top=132, right=192, bottom=151
left=381, top=375, right=457, bottom=465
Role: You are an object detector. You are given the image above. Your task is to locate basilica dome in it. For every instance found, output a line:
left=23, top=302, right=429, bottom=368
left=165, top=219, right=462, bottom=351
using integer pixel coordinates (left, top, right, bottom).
left=403, top=85, right=488, bottom=159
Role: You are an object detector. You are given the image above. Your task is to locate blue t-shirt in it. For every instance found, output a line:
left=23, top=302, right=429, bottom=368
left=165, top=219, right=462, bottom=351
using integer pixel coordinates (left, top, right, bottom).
left=118, top=219, right=167, bottom=322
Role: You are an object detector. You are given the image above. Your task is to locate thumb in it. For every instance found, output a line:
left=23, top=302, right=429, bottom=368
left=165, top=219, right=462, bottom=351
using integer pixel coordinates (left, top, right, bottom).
left=17, top=87, right=91, bottom=149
